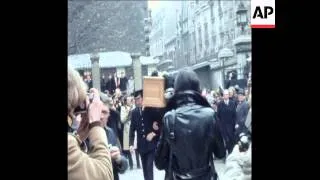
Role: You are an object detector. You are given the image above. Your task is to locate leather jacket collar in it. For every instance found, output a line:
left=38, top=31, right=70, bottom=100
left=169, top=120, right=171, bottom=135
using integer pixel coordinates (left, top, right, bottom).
left=166, top=90, right=211, bottom=111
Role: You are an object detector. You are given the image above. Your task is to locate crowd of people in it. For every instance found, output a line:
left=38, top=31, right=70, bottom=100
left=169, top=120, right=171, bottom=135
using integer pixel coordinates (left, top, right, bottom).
left=82, top=71, right=135, bottom=96
left=68, top=65, right=252, bottom=180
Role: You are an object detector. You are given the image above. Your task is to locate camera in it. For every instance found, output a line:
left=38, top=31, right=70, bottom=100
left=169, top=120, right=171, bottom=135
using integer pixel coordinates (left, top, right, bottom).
left=238, top=133, right=250, bottom=152
left=74, top=101, right=87, bottom=114
left=74, top=93, right=93, bottom=114
left=88, top=92, right=94, bottom=103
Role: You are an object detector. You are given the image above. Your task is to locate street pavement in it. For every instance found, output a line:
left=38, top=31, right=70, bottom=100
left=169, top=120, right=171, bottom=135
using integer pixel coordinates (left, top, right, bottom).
left=119, top=153, right=226, bottom=180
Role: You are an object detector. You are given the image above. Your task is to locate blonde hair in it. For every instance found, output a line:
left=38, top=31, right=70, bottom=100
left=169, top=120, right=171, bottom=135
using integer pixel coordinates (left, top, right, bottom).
left=68, top=65, right=88, bottom=115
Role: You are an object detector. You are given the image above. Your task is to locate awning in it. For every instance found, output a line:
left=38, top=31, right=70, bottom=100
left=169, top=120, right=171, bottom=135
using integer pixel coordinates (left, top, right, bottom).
left=233, top=35, right=251, bottom=45
left=191, top=61, right=210, bottom=71
left=218, top=48, right=234, bottom=58
left=157, top=59, right=173, bottom=67
left=68, top=51, right=158, bottom=69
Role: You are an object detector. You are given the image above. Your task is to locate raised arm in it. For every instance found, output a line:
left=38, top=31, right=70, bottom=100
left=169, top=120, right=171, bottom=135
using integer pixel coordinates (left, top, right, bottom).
left=68, top=125, right=113, bottom=180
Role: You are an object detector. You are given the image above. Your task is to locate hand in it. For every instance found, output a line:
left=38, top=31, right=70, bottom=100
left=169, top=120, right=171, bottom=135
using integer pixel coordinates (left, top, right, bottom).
left=88, top=88, right=103, bottom=124
left=232, top=144, right=241, bottom=154
left=110, top=146, right=122, bottom=164
left=146, top=132, right=156, bottom=142
left=153, top=121, right=159, bottom=131
left=129, top=146, right=135, bottom=153
left=77, top=114, right=90, bottom=142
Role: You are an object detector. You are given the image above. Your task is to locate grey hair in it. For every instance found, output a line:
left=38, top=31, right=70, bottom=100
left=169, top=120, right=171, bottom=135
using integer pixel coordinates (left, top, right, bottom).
left=100, top=92, right=113, bottom=107
left=68, top=65, right=88, bottom=115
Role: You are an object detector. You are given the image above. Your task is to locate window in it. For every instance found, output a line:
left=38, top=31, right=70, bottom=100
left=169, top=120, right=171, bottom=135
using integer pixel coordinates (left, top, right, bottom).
left=190, top=2, right=195, bottom=9
left=231, top=29, right=235, bottom=40
left=229, top=10, right=233, bottom=19
left=198, top=27, right=202, bottom=52
left=212, top=35, right=216, bottom=48
left=210, top=4, right=214, bottom=23
left=220, top=32, right=224, bottom=47
left=204, top=22, right=209, bottom=47
left=225, top=31, right=229, bottom=41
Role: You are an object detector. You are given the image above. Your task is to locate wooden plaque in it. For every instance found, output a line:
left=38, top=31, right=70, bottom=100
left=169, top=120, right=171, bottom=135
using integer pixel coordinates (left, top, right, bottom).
left=143, top=76, right=165, bottom=107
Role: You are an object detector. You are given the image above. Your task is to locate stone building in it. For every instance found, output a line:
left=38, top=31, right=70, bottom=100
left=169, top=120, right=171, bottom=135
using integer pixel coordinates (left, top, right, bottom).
left=149, top=0, right=251, bottom=89
left=68, top=1, right=148, bottom=55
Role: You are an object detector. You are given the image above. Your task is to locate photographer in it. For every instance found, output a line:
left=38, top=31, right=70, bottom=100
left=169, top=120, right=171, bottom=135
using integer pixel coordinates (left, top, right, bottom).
left=67, top=66, right=113, bottom=180
left=220, top=143, right=251, bottom=180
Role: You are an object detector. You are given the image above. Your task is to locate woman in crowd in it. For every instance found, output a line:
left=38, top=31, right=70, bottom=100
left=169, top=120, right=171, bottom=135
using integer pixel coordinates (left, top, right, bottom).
left=68, top=66, right=113, bottom=180
left=155, top=69, right=226, bottom=180
left=120, top=95, right=135, bottom=170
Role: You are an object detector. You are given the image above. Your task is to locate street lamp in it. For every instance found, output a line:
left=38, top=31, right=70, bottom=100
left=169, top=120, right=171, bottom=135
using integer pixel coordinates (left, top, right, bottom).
left=236, top=2, right=248, bottom=35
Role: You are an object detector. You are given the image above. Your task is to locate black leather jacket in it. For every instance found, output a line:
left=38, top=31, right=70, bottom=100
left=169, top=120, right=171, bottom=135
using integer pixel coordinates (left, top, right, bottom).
left=155, top=91, right=226, bottom=180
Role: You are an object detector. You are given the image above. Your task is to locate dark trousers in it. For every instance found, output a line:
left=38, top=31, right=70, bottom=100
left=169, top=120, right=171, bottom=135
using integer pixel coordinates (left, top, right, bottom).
left=141, top=151, right=154, bottom=180
left=123, top=150, right=133, bottom=168
left=135, top=150, right=141, bottom=168
left=225, top=135, right=236, bottom=154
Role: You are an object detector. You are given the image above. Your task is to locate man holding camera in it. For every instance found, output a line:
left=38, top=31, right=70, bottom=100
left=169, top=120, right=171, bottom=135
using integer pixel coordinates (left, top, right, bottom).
left=100, top=104, right=128, bottom=180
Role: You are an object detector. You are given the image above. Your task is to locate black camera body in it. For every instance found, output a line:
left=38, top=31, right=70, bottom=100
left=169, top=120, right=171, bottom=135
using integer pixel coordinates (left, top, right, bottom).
left=238, top=133, right=250, bottom=152
left=74, top=93, right=94, bottom=114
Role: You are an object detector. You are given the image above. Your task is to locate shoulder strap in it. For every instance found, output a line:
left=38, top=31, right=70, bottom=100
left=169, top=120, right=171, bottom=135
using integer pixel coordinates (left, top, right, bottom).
left=168, top=110, right=176, bottom=141
left=166, top=110, right=176, bottom=180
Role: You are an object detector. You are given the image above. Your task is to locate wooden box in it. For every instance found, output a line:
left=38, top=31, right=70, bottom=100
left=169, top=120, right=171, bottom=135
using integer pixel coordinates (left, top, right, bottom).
left=143, top=76, right=165, bottom=107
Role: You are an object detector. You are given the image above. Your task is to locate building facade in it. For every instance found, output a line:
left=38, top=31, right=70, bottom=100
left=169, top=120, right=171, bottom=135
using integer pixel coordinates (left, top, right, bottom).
left=149, top=0, right=251, bottom=89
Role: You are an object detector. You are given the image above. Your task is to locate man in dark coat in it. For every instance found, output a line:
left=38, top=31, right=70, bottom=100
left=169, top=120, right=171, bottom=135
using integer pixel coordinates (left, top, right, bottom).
left=217, top=89, right=237, bottom=154
left=106, top=74, right=116, bottom=95
left=235, top=89, right=250, bottom=141
left=101, top=74, right=107, bottom=93
left=155, top=70, right=226, bottom=180
left=129, top=90, right=161, bottom=180
left=119, top=72, right=128, bottom=93
left=107, top=108, right=121, bottom=141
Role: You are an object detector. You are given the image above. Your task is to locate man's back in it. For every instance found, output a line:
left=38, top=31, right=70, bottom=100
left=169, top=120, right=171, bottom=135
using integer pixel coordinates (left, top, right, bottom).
left=162, top=104, right=225, bottom=174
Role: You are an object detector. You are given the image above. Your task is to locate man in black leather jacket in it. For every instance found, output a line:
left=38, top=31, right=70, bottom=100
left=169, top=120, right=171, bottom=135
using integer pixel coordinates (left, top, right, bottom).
left=155, top=70, right=226, bottom=180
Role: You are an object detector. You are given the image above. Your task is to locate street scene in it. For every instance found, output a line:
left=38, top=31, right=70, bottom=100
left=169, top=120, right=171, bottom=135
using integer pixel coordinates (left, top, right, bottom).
left=68, top=1, right=252, bottom=180
left=119, top=153, right=226, bottom=180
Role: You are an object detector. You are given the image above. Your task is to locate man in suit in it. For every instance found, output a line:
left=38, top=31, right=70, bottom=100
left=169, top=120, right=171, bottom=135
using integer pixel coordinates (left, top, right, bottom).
left=235, top=89, right=250, bottom=141
left=119, top=72, right=128, bottom=94
left=217, top=89, right=237, bottom=155
left=129, top=90, right=161, bottom=180
left=106, top=74, right=116, bottom=95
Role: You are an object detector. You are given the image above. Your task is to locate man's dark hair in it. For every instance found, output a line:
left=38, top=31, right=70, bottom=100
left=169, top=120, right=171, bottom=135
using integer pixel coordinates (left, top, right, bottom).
left=163, top=74, right=175, bottom=90
left=122, top=95, right=128, bottom=105
left=174, top=70, right=200, bottom=93
left=151, top=70, right=158, bottom=77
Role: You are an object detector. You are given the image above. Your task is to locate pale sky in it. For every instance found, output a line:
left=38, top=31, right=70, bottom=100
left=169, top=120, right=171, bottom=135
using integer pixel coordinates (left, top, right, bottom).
left=148, top=1, right=161, bottom=11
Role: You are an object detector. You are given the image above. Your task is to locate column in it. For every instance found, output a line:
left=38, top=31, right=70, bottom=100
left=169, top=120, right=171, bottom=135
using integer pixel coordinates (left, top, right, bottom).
left=131, top=53, right=142, bottom=91
left=234, top=35, right=251, bottom=80
left=90, top=53, right=101, bottom=92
